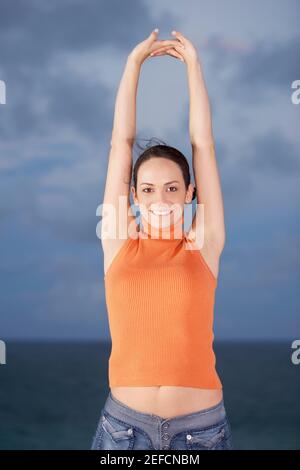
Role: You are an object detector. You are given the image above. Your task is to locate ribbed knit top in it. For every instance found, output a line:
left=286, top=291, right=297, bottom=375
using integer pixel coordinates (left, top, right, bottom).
left=103, top=212, right=223, bottom=389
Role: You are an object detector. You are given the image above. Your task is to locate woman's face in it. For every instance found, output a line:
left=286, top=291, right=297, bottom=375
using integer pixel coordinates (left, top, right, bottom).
left=131, top=157, right=194, bottom=227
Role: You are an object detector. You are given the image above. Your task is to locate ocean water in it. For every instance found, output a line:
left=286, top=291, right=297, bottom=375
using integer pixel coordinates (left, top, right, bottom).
left=0, top=340, right=299, bottom=450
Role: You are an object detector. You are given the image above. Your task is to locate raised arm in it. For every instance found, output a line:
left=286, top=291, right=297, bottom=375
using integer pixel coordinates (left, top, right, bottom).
left=187, top=56, right=226, bottom=252
left=101, top=54, right=140, bottom=245
left=101, top=29, right=181, bottom=263
left=162, top=31, right=226, bottom=254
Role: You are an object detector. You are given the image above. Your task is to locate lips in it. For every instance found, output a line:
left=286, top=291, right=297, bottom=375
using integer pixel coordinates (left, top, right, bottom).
left=150, top=209, right=173, bottom=216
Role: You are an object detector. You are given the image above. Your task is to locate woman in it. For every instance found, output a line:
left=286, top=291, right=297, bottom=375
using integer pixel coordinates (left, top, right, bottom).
left=91, top=29, right=233, bottom=451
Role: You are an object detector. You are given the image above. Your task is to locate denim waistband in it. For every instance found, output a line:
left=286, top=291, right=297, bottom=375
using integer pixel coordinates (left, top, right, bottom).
left=104, top=390, right=227, bottom=431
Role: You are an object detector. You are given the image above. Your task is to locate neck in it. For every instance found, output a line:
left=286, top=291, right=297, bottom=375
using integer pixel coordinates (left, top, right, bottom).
left=139, top=212, right=185, bottom=240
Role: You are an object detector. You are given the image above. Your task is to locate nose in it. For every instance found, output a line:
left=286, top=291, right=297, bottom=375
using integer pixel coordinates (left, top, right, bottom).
left=152, top=193, right=171, bottom=208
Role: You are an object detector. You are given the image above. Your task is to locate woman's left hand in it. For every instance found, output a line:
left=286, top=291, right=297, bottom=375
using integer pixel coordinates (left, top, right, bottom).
left=150, top=30, right=199, bottom=66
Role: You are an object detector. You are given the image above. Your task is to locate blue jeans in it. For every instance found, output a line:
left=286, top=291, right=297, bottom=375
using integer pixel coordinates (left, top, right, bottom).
left=91, top=391, right=234, bottom=450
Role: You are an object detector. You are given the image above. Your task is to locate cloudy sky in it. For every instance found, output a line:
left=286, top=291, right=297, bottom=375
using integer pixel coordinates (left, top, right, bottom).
left=0, top=0, right=299, bottom=340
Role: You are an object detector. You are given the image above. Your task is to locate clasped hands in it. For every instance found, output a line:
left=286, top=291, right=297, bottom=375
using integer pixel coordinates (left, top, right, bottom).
left=129, top=29, right=199, bottom=67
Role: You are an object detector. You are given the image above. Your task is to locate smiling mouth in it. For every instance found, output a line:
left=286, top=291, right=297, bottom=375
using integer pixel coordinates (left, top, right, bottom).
left=150, top=209, right=173, bottom=216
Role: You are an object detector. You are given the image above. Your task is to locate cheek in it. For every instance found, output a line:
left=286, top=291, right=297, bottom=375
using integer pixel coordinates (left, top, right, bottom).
left=137, top=193, right=151, bottom=205
left=170, top=191, right=185, bottom=204
left=136, top=194, right=152, bottom=216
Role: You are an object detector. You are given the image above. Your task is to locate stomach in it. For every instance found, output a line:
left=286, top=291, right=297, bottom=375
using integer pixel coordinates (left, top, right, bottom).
left=110, top=386, right=223, bottom=419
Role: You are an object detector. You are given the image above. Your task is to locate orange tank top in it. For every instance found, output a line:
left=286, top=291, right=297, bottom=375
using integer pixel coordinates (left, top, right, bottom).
left=103, top=212, right=223, bottom=389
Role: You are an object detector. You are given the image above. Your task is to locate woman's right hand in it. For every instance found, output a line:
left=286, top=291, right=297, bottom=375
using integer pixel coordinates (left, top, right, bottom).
left=128, top=28, right=182, bottom=66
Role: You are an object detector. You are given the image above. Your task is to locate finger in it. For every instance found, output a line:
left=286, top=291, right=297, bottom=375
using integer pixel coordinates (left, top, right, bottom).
left=148, top=28, right=159, bottom=43
left=150, top=44, right=178, bottom=55
left=155, top=39, right=181, bottom=48
left=173, top=43, right=185, bottom=52
left=150, top=45, right=171, bottom=54
left=150, top=48, right=169, bottom=57
left=150, top=48, right=184, bottom=62
left=167, top=48, right=184, bottom=61
left=152, top=42, right=184, bottom=54
left=171, top=30, right=185, bottom=46
left=161, top=48, right=184, bottom=61
left=150, top=51, right=166, bottom=57
left=150, top=46, right=178, bottom=55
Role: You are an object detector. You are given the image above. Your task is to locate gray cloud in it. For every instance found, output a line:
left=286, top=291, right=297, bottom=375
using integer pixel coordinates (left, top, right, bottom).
left=244, top=129, right=300, bottom=174
left=209, top=35, right=300, bottom=106
left=236, top=35, right=300, bottom=90
left=0, top=0, right=155, bottom=69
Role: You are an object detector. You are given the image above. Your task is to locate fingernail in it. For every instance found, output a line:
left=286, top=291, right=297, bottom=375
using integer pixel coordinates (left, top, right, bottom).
left=154, top=28, right=159, bottom=33
left=171, top=30, right=176, bottom=35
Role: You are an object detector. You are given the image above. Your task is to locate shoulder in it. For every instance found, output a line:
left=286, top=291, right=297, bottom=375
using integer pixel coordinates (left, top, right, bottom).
left=102, top=223, right=140, bottom=277
left=184, top=231, right=220, bottom=282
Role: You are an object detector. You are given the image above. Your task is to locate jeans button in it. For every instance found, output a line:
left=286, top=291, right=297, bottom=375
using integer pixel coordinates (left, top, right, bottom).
left=163, top=444, right=169, bottom=449
left=162, top=422, right=169, bottom=430
left=162, top=433, right=170, bottom=440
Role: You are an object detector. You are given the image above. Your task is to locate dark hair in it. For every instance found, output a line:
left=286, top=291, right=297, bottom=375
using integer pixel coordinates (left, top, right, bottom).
left=132, top=137, right=197, bottom=201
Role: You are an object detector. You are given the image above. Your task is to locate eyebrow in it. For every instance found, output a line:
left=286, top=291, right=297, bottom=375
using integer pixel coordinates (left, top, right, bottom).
left=140, top=180, right=180, bottom=186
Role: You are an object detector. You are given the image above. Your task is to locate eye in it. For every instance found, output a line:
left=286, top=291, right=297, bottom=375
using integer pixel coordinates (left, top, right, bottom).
left=142, top=186, right=178, bottom=193
left=142, top=188, right=153, bottom=193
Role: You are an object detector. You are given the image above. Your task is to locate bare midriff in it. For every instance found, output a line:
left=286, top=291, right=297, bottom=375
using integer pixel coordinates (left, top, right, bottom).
left=110, top=386, right=223, bottom=419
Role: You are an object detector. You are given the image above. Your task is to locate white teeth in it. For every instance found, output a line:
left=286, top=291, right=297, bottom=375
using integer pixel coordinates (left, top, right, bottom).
left=151, top=210, right=172, bottom=215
